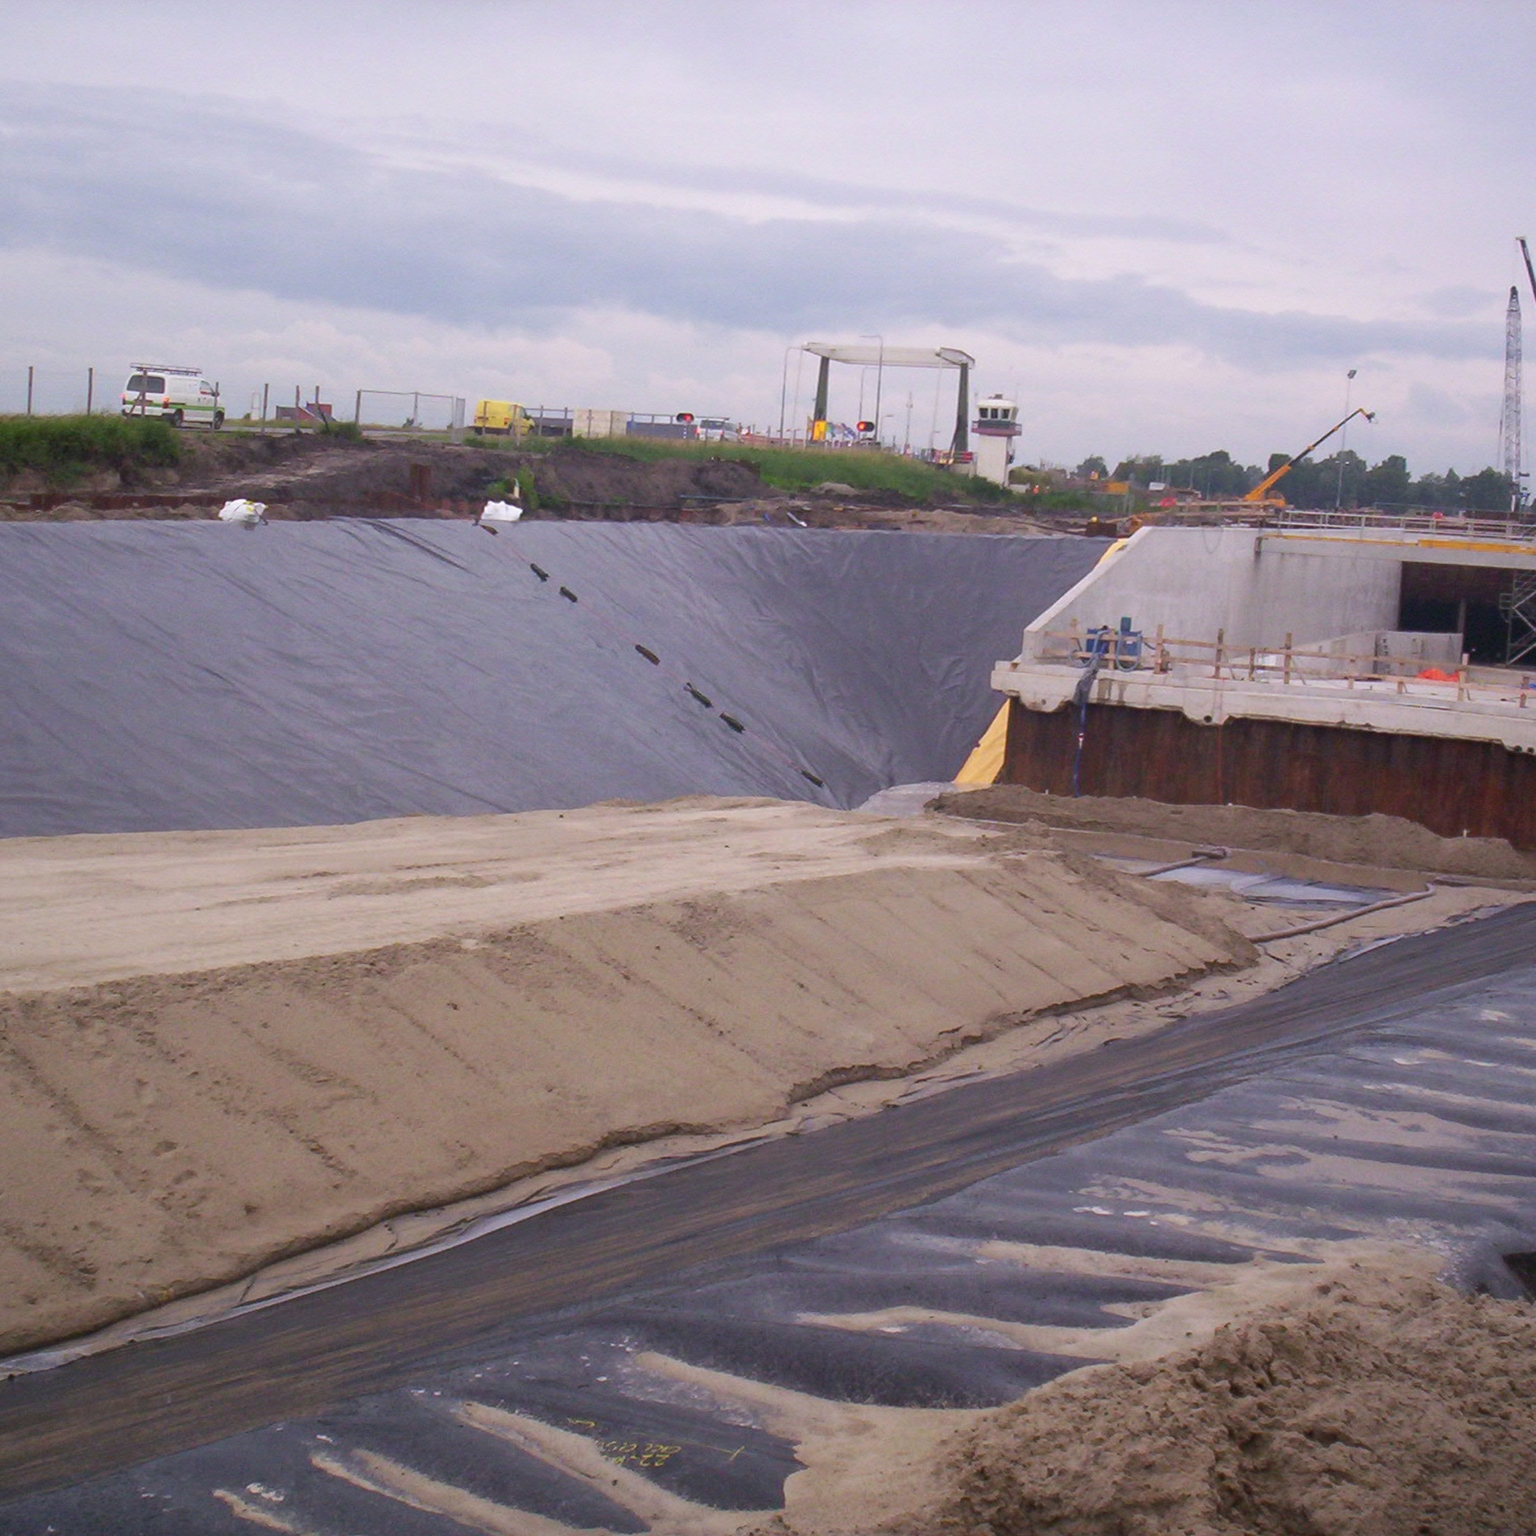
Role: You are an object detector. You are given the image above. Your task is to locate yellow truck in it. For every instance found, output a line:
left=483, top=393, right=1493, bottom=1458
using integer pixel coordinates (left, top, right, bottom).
left=471, top=400, right=535, bottom=438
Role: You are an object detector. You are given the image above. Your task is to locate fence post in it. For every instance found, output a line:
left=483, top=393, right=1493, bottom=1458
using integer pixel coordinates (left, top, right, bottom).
left=354, top=389, right=362, bottom=425
left=86, top=367, right=93, bottom=415
left=1214, top=628, right=1225, bottom=679
left=26, top=365, right=33, bottom=416
left=261, top=383, right=269, bottom=423
left=1282, top=632, right=1293, bottom=685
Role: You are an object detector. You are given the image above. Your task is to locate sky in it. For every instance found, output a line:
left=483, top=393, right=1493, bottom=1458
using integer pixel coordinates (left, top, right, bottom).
left=1, top=0, right=1533, bottom=471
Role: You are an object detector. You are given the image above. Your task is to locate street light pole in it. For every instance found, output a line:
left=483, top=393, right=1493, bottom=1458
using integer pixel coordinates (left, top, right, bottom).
left=859, top=333, right=883, bottom=445
left=873, top=336, right=885, bottom=450
left=1336, top=368, right=1357, bottom=510
left=778, top=344, right=798, bottom=442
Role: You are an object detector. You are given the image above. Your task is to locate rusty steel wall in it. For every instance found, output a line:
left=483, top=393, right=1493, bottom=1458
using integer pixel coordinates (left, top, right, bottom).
left=1000, top=699, right=1536, bottom=849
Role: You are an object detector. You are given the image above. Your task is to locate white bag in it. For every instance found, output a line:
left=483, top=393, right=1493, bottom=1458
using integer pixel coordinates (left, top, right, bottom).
left=478, top=499, right=523, bottom=525
left=218, top=499, right=267, bottom=527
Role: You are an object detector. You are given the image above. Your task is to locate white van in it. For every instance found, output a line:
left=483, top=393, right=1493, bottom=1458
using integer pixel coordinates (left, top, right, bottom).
left=120, top=366, right=224, bottom=429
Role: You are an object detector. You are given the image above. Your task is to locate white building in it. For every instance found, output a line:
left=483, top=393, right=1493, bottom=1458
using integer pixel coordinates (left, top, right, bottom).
left=971, top=394, right=1021, bottom=486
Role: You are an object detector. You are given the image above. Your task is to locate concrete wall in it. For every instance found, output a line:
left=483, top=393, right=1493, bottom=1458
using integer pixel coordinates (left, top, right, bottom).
left=1022, top=526, right=1402, bottom=657
left=573, top=408, right=629, bottom=439
left=973, top=435, right=1012, bottom=486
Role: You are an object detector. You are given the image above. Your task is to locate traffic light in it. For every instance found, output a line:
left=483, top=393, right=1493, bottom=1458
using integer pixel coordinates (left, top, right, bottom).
left=856, top=420, right=876, bottom=434
left=675, top=412, right=695, bottom=423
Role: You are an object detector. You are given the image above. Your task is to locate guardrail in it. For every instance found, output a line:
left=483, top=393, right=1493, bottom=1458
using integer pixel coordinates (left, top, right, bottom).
left=1273, top=507, right=1536, bottom=542
left=1029, top=626, right=1536, bottom=707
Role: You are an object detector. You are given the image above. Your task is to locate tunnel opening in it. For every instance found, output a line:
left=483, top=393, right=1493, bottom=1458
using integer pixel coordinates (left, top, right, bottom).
left=1398, top=562, right=1513, bottom=666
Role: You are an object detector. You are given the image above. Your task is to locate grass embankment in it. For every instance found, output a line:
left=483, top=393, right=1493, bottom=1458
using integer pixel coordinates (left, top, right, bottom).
left=507, top=434, right=1016, bottom=503
left=0, top=415, right=181, bottom=485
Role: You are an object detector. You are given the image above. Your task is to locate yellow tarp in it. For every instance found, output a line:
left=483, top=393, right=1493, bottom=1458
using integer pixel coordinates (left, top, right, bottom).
left=952, top=536, right=1127, bottom=788
left=954, top=700, right=1010, bottom=786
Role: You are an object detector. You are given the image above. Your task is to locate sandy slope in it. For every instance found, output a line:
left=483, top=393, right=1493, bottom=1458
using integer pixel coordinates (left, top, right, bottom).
left=940, top=1260, right=1536, bottom=1536
left=0, top=799, right=1249, bottom=1353
left=746, top=1249, right=1536, bottom=1536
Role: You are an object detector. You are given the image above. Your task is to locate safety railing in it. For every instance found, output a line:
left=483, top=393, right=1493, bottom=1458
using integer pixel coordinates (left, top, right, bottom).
left=1026, top=626, right=1536, bottom=708
left=1272, top=507, right=1536, bottom=542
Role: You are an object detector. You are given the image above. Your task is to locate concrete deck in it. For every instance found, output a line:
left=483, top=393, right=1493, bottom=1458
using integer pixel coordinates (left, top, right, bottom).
left=991, top=655, right=1536, bottom=753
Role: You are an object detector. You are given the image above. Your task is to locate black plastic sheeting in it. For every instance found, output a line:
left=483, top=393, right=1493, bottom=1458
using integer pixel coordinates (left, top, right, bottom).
left=9, top=919, right=1536, bottom=1531
left=0, top=521, right=1101, bottom=836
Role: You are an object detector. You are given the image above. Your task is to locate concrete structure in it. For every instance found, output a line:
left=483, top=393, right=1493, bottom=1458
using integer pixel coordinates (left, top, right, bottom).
left=971, top=394, right=1020, bottom=486
left=573, top=408, right=629, bottom=439
left=989, top=518, right=1536, bottom=846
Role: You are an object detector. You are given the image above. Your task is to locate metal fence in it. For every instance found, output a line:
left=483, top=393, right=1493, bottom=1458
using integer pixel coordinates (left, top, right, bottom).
left=354, top=389, right=465, bottom=432
left=0, top=367, right=109, bottom=416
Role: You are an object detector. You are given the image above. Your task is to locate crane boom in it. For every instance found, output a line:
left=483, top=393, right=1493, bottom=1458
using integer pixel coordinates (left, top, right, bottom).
left=1243, top=406, right=1376, bottom=503
left=1520, top=237, right=1536, bottom=309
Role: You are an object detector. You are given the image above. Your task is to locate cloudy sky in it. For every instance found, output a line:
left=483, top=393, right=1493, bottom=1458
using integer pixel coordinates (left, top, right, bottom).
left=1, top=1, right=1532, bottom=470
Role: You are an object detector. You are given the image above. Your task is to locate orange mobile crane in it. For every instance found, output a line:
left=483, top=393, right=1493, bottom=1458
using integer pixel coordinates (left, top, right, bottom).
left=1243, top=407, right=1376, bottom=509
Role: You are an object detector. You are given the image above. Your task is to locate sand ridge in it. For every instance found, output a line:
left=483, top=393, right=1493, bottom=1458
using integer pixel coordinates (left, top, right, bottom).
left=0, top=797, right=985, bottom=991
left=740, top=1249, right=1536, bottom=1536
left=0, top=800, right=1252, bottom=1355
left=937, top=1260, right=1536, bottom=1536
left=937, top=784, right=1536, bottom=881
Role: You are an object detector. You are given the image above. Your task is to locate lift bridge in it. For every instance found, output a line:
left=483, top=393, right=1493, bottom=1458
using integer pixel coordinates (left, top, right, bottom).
left=797, top=342, right=975, bottom=455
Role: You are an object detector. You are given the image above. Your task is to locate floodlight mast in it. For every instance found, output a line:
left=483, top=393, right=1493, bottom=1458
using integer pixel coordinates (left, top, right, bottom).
left=799, top=343, right=975, bottom=451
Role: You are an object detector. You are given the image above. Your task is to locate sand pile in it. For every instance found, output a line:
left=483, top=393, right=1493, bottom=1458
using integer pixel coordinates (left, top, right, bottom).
left=940, top=1267, right=1536, bottom=1536
left=0, top=798, right=1250, bottom=1354
left=936, top=784, right=1536, bottom=880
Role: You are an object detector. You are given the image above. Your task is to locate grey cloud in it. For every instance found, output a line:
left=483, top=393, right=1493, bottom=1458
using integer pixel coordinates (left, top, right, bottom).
left=504, top=134, right=1232, bottom=245
left=0, top=85, right=1495, bottom=369
left=1420, top=285, right=1504, bottom=320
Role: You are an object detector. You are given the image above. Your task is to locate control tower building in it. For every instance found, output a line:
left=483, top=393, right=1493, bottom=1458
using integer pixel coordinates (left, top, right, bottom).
left=972, top=394, right=1021, bottom=486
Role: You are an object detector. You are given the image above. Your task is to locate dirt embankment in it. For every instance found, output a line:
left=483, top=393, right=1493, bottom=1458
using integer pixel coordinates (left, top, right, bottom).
left=0, top=434, right=1074, bottom=533
left=0, top=800, right=1250, bottom=1355
left=936, top=784, right=1536, bottom=881
left=746, top=1254, right=1536, bottom=1536
left=938, top=1265, right=1536, bottom=1536
left=1, top=435, right=527, bottom=521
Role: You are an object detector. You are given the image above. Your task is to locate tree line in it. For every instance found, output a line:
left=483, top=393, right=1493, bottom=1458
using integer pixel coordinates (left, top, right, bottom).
left=1072, top=450, right=1519, bottom=514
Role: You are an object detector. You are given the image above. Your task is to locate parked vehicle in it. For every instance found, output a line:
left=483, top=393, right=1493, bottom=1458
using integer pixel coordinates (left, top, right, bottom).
left=121, top=366, right=223, bottom=429
left=471, top=399, right=536, bottom=437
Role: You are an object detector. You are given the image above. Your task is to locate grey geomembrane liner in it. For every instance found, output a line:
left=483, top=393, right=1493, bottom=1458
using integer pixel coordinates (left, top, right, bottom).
left=0, top=521, right=1103, bottom=835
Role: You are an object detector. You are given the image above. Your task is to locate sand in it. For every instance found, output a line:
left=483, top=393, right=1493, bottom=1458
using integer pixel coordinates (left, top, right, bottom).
left=939, top=1263, right=1536, bottom=1536
left=935, top=784, right=1536, bottom=881
left=0, top=798, right=1251, bottom=1355
left=742, top=1249, right=1536, bottom=1536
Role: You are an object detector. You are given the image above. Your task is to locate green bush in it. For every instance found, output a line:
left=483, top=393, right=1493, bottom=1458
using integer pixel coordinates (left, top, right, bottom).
left=0, top=415, right=182, bottom=482
left=515, top=466, right=540, bottom=512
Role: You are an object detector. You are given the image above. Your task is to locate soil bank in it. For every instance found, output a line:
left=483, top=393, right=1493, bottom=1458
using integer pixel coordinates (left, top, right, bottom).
left=0, top=798, right=1249, bottom=1354
left=749, top=1251, right=1536, bottom=1536
left=940, top=1262, right=1536, bottom=1536
left=935, top=783, right=1536, bottom=881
